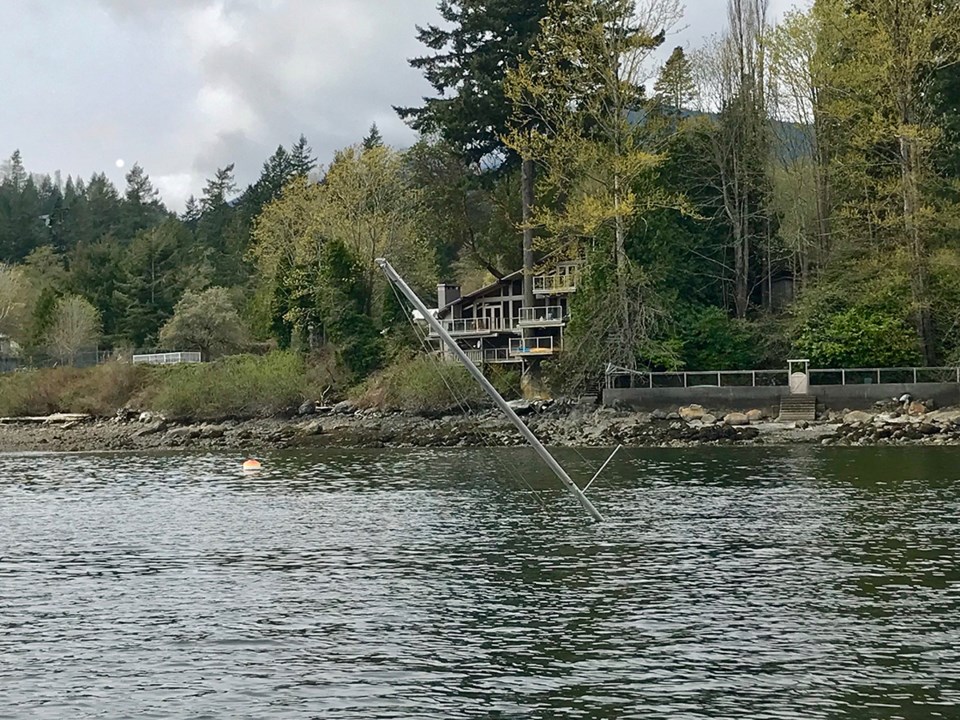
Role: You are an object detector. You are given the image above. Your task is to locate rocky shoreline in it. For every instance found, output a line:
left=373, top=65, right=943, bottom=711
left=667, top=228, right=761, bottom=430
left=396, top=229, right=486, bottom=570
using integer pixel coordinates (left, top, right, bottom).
left=3, top=397, right=960, bottom=453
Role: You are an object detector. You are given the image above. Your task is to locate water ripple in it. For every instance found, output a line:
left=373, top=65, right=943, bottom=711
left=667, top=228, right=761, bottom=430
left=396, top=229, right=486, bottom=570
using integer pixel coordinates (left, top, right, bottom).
left=0, top=446, right=958, bottom=719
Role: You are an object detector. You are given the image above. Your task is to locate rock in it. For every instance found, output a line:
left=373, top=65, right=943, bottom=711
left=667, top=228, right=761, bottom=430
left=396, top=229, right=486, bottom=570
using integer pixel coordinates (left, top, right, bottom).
left=701, top=414, right=717, bottom=425
left=199, top=424, right=227, bottom=439
left=299, top=420, right=324, bottom=436
left=138, top=411, right=155, bottom=423
left=166, top=425, right=199, bottom=440
left=650, top=409, right=667, bottom=420
left=333, top=400, right=356, bottom=415
left=133, top=421, right=164, bottom=438
left=115, top=407, right=138, bottom=423
left=666, top=411, right=681, bottom=421
left=924, top=398, right=938, bottom=411
left=679, top=404, right=706, bottom=421
left=927, top=409, right=960, bottom=425
left=907, top=401, right=928, bottom=416
left=739, top=426, right=760, bottom=440
left=843, top=410, right=874, bottom=424
left=724, top=412, right=749, bottom=426
left=298, top=399, right=317, bottom=416
left=796, top=420, right=809, bottom=429
left=746, top=409, right=764, bottom=423
left=918, top=422, right=940, bottom=435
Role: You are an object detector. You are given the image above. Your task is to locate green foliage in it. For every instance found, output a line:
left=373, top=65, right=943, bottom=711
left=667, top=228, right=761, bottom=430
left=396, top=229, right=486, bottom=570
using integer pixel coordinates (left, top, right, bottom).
left=353, top=353, right=487, bottom=414
left=148, top=351, right=311, bottom=420
left=159, top=287, right=246, bottom=359
left=677, top=305, right=760, bottom=370
left=793, top=309, right=921, bottom=368
left=398, top=0, right=549, bottom=167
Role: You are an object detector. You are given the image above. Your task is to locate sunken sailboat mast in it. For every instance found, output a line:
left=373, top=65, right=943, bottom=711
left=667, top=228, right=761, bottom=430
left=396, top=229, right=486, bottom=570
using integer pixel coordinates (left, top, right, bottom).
left=376, top=257, right=604, bottom=523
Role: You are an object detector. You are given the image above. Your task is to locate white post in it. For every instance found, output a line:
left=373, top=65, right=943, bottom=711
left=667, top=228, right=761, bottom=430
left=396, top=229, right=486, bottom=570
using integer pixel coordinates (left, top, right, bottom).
left=377, top=258, right=603, bottom=522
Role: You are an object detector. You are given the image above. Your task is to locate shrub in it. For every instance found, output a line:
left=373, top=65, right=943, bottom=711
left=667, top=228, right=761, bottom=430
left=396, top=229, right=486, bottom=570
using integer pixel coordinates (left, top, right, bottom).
left=353, top=354, right=488, bottom=414
left=0, top=362, right=149, bottom=417
left=793, top=308, right=922, bottom=368
left=677, top=305, right=761, bottom=370
left=146, top=351, right=308, bottom=420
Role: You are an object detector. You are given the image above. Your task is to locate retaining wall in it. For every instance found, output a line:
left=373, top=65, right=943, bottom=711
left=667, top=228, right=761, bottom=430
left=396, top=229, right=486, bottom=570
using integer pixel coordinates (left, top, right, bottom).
left=602, top=382, right=960, bottom=413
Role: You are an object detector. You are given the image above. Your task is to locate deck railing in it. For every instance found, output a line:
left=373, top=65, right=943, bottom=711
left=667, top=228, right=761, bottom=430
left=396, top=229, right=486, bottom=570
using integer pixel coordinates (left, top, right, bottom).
left=464, top=348, right=518, bottom=364
left=431, top=317, right=495, bottom=335
left=533, top=273, right=578, bottom=294
left=132, top=352, right=203, bottom=365
left=509, top=337, right=556, bottom=356
left=605, top=364, right=960, bottom=390
left=518, top=305, right=565, bottom=326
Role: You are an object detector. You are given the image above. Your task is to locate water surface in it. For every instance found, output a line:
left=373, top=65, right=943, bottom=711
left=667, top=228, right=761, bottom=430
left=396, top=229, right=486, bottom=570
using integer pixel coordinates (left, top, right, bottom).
left=1, top=447, right=958, bottom=718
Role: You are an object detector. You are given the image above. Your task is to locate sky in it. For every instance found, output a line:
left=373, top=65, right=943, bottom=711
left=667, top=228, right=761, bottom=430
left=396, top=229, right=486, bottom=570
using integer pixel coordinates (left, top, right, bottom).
left=1, top=0, right=801, bottom=211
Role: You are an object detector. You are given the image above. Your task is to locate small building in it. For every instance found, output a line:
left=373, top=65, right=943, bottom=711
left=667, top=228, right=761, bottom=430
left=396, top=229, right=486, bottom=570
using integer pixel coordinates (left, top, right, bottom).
left=431, top=261, right=581, bottom=365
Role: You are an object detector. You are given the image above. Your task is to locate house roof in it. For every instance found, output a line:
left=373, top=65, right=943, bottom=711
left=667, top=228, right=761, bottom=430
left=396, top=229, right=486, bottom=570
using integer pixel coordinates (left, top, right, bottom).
left=440, top=267, right=524, bottom=312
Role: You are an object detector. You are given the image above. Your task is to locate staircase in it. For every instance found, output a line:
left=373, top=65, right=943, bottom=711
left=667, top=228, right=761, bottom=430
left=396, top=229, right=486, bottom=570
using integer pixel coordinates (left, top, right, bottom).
left=778, top=394, right=817, bottom=422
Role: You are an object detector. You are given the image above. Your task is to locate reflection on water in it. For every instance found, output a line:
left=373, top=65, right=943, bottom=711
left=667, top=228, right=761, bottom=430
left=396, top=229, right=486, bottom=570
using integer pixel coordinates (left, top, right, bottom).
left=1, top=447, right=958, bottom=719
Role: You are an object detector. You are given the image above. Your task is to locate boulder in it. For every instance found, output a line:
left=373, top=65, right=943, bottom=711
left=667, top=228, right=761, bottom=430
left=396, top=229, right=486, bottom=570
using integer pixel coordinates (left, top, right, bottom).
left=199, top=424, right=227, bottom=439
left=166, top=425, right=199, bottom=440
left=133, top=421, right=165, bottom=438
left=724, top=412, right=749, bottom=426
left=650, top=409, right=667, bottom=420
left=746, top=409, right=764, bottom=423
left=299, top=420, right=324, bottom=436
left=333, top=400, right=356, bottom=415
left=843, top=410, right=873, bottom=424
left=907, top=401, right=928, bottom=416
left=927, top=409, right=960, bottom=425
left=679, top=404, right=706, bottom=421
left=666, top=411, right=681, bottom=421
left=918, top=422, right=941, bottom=435
left=298, top=399, right=317, bottom=416
left=701, top=414, right=718, bottom=425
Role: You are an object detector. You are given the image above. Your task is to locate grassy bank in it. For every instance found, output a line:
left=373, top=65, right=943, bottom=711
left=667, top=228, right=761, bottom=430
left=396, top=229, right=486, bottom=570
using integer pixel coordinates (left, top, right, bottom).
left=0, top=352, right=323, bottom=420
left=0, top=351, right=514, bottom=420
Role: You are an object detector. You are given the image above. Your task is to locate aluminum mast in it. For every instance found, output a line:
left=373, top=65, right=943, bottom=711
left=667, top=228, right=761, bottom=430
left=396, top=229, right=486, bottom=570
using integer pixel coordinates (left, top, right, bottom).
left=377, top=257, right=603, bottom=522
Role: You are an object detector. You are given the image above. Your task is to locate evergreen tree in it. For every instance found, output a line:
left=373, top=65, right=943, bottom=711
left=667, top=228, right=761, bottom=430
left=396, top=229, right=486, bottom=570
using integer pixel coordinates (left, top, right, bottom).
left=397, top=0, right=549, bottom=167
left=654, top=47, right=696, bottom=115
left=289, top=134, right=317, bottom=177
left=362, top=123, right=384, bottom=150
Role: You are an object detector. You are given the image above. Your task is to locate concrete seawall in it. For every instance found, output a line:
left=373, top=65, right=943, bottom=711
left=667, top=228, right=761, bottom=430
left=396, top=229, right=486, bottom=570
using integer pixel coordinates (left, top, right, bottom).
left=603, top=382, right=960, bottom=413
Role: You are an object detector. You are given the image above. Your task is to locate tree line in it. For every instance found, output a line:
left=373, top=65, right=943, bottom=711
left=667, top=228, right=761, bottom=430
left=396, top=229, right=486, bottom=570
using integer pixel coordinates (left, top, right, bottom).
left=1, top=0, right=959, bottom=391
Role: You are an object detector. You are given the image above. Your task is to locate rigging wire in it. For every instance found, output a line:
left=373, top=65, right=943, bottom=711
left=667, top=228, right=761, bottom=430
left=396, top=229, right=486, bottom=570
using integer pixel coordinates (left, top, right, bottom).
left=385, top=279, right=548, bottom=509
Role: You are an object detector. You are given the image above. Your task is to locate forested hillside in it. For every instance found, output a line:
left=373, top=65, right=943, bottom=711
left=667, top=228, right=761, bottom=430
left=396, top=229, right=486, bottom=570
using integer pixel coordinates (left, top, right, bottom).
left=2, top=0, right=959, bottom=395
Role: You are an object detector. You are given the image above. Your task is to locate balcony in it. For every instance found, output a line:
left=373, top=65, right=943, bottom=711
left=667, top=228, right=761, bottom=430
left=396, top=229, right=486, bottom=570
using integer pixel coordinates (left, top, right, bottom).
left=533, top=272, right=579, bottom=294
left=464, top=348, right=520, bottom=365
left=518, top=305, right=565, bottom=327
left=509, top=336, right=557, bottom=356
left=429, top=317, right=496, bottom=337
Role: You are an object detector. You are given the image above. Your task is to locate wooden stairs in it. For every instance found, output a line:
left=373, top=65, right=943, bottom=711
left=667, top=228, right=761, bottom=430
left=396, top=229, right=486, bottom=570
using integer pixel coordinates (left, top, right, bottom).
left=778, top=394, right=817, bottom=422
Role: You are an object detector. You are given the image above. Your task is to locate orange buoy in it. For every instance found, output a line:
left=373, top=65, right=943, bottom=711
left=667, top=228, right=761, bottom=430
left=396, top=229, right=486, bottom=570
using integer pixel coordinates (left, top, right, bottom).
left=242, top=458, right=262, bottom=472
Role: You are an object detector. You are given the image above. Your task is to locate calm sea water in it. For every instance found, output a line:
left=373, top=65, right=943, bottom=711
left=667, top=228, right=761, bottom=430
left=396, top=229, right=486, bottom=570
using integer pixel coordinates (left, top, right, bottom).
left=1, top=447, right=958, bottom=719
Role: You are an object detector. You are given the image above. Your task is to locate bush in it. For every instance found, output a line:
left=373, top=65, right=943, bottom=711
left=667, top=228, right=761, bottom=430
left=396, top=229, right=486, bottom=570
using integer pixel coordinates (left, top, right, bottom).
left=793, top=308, right=922, bottom=368
left=0, top=362, right=149, bottom=417
left=353, top=354, right=488, bottom=414
left=146, top=351, right=309, bottom=420
left=677, top=305, right=761, bottom=370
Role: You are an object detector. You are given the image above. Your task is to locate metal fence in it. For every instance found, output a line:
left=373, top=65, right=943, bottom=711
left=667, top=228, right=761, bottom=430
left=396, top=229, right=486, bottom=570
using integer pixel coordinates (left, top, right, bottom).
left=131, top=352, right=202, bottom=365
left=0, top=350, right=112, bottom=373
left=605, top=365, right=960, bottom=390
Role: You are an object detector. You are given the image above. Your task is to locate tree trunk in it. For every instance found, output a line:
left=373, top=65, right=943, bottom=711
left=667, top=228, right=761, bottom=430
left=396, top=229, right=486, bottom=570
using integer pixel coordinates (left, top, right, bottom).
left=899, top=133, right=935, bottom=363
left=520, top=157, right=544, bottom=396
